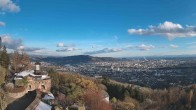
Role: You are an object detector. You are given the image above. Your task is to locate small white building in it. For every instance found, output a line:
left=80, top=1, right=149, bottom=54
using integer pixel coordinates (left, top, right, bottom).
left=35, top=101, right=52, bottom=110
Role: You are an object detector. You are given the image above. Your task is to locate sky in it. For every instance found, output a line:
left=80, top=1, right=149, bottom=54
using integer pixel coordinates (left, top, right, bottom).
left=1, top=0, right=196, bottom=57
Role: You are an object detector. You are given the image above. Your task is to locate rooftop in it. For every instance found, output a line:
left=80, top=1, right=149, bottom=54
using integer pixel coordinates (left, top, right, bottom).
left=14, top=70, right=50, bottom=80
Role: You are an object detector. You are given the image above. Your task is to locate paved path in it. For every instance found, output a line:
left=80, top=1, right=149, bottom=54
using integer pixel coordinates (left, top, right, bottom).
left=6, top=91, right=36, bottom=110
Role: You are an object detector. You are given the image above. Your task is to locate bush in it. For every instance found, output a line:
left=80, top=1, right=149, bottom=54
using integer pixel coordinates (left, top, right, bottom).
left=111, top=97, right=117, bottom=103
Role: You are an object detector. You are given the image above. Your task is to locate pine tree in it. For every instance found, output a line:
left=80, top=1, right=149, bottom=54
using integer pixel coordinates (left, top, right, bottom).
left=0, top=66, right=6, bottom=85
left=0, top=46, right=9, bottom=70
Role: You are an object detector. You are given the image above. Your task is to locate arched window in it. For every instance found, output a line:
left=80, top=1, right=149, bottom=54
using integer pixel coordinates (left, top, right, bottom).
left=41, top=85, right=45, bottom=90
left=29, top=85, right=31, bottom=90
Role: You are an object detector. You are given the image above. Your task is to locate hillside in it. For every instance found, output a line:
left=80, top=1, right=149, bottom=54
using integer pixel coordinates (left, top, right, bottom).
left=102, top=78, right=196, bottom=110
left=47, top=70, right=112, bottom=110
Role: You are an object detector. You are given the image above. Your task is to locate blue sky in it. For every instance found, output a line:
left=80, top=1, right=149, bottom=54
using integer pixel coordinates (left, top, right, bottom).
left=1, top=0, right=196, bottom=57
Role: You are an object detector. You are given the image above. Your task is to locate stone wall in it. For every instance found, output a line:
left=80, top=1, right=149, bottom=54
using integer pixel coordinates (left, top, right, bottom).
left=8, top=77, right=51, bottom=99
left=7, top=89, right=27, bottom=99
left=27, top=76, right=51, bottom=92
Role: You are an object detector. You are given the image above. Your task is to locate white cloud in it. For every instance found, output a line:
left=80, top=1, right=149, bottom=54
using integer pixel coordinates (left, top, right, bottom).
left=57, top=42, right=64, bottom=47
left=170, top=44, right=178, bottom=48
left=0, top=0, right=20, bottom=13
left=19, top=46, right=45, bottom=52
left=26, top=49, right=57, bottom=56
left=126, top=45, right=134, bottom=49
left=1, top=35, right=44, bottom=52
left=128, top=21, right=196, bottom=40
left=56, top=47, right=80, bottom=52
left=1, top=35, right=23, bottom=50
left=136, top=44, right=155, bottom=51
left=0, top=21, right=5, bottom=26
left=84, top=48, right=123, bottom=54
left=17, top=45, right=24, bottom=50
left=56, top=42, right=79, bottom=52
left=57, top=42, right=75, bottom=47
left=84, top=44, right=155, bottom=55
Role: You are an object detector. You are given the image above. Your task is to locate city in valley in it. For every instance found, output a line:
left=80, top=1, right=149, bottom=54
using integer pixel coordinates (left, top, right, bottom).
left=37, top=56, right=196, bottom=89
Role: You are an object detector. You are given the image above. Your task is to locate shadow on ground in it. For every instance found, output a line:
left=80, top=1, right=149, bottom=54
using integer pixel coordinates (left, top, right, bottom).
left=6, top=90, right=36, bottom=110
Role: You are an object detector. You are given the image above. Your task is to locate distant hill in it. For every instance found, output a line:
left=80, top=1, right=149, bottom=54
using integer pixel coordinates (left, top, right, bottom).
left=31, top=55, right=119, bottom=65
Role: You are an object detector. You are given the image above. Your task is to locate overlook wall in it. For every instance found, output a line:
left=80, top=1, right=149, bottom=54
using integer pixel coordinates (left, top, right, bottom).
left=7, top=89, right=27, bottom=99
left=25, top=90, right=41, bottom=110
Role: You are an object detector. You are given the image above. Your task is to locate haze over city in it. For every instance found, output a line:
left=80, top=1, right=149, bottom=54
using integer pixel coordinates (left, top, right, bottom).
left=1, top=0, right=196, bottom=57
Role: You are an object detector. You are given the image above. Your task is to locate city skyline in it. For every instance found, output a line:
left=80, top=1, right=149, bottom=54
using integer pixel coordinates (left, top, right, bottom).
left=1, top=0, right=196, bottom=57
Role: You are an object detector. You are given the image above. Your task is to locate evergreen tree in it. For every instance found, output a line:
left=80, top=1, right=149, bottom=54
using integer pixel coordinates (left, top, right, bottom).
left=0, top=66, right=6, bottom=85
left=0, top=46, right=9, bottom=70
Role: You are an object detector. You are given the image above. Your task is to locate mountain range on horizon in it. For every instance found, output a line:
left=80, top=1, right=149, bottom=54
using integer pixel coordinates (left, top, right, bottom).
left=31, top=55, right=118, bottom=65
left=30, top=54, right=196, bottom=65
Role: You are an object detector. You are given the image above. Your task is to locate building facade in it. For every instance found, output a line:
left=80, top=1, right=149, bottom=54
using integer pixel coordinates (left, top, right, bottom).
left=14, top=62, right=51, bottom=93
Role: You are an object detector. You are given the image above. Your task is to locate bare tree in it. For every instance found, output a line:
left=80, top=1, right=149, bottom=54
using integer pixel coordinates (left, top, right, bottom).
left=11, top=51, right=31, bottom=73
